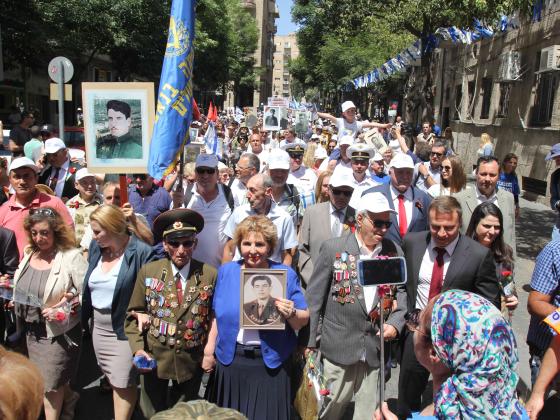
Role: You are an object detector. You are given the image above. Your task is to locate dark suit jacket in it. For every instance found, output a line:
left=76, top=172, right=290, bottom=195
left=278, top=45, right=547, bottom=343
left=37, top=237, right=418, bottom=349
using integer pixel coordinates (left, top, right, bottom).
left=298, top=201, right=356, bottom=287
left=402, top=231, right=500, bottom=310
left=305, top=234, right=406, bottom=367
left=82, top=236, right=155, bottom=339
left=243, top=298, right=281, bottom=325
left=0, top=227, right=19, bottom=277
left=38, top=160, right=84, bottom=200
left=361, top=183, right=432, bottom=245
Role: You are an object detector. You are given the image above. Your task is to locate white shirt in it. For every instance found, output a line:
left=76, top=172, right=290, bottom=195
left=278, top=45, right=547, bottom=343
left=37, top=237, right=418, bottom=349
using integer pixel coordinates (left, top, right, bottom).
left=224, top=202, right=298, bottom=263
left=185, top=184, right=232, bottom=268
left=287, top=165, right=318, bottom=196
left=230, top=178, right=248, bottom=207
left=48, top=159, right=70, bottom=198
left=349, top=174, right=376, bottom=208
left=475, top=186, right=499, bottom=207
left=389, top=185, right=413, bottom=233
left=415, top=236, right=460, bottom=310
left=171, top=261, right=191, bottom=293
left=336, top=117, right=363, bottom=138
left=331, top=160, right=353, bottom=178
left=414, top=162, right=441, bottom=193
left=329, top=203, right=346, bottom=237
left=89, top=255, right=124, bottom=310
left=355, top=234, right=382, bottom=313
left=427, top=184, right=450, bottom=198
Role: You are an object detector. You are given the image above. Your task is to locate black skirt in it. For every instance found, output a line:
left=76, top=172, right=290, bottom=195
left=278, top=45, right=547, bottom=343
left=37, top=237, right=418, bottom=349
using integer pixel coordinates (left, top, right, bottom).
left=208, top=344, right=291, bottom=420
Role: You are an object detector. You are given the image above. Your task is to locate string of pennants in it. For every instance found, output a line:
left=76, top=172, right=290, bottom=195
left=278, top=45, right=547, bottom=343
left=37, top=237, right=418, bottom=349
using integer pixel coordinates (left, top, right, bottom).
left=347, top=14, right=526, bottom=91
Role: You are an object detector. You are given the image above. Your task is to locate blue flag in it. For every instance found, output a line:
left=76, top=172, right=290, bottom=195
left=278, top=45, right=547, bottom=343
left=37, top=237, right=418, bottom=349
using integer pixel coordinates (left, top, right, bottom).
left=148, top=0, right=196, bottom=180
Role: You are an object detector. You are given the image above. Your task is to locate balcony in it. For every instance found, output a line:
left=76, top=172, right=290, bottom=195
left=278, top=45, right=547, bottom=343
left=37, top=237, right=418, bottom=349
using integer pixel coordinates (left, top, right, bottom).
left=242, top=0, right=256, bottom=10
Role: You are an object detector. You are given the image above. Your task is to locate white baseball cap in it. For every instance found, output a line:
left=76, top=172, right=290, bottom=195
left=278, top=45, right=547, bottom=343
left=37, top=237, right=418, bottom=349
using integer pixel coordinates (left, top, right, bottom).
left=341, top=101, right=357, bottom=113
left=371, top=152, right=384, bottom=162
left=329, top=171, right=355, bottom=189
left=44, top=137, right=67, bottom=154
left=389, top=153, right=415, bottom=169
left=339, top=135, right=354, bottom=147
left=314, top=147, right=328, bottom=160
left=195, top=154, right=219, bottom=168
left=358, top=192, right=396, bottom=214
left=268, top=149, right=291, bottom=170
left=75, top=168, right=95, bottom=182
left=217, top=161, right=228, bottom=171
left=9, top=157, right=39, bottom=173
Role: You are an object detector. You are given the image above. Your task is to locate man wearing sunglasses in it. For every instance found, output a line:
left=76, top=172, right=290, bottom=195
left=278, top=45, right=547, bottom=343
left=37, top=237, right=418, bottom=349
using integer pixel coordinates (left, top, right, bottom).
left=413, top=141, right=446, bottom=193
left=284, top=142, right=318, bottom=198
left=298, top=171, right=356, bottom=288
left=305, top=192, right=406, bottom=420
left=125, top=208, right=217, bottom=417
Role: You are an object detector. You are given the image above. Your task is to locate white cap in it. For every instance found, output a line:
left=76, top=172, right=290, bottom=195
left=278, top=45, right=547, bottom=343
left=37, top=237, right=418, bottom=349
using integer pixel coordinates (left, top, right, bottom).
left=44, top=137, right=66, bottom=154
left=341, top=101, right=357, bottom=113
left=310, top=134, right=321, bottom=141
left=268, top=149, right=291, bottom=170
left=75, top=168, right=95, bottom=182
left=347, top=143, right=374, bottom=160
left=358, top=192, right=397, bottom=214
left=390, top=153, right=414, bottom=169
left=9, top=157, right=39, bottom=173
left=329, top=171, right=355, bottom=189
left=331, top=134, right=338, bottom=142
left=371, top=152, right=384, bottom=162
left=217, top=161, right=228, bottom=171
left=314, top=147, right=328, bottom=160
left=339, top=135, right=354, bottom=147
left=195, top=154, right=219, bottom=168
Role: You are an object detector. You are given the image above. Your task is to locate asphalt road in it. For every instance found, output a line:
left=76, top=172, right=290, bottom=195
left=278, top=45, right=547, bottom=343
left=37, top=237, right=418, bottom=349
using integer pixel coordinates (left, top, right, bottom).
left=72, top=194, right=560, bottom=419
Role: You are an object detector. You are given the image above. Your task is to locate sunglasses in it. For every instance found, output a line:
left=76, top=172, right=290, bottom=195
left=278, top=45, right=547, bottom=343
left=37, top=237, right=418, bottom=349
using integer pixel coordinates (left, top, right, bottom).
left=166, top=239, right=196, bottom=249
left=195, top=167, right=216, bottom=175
left=289, top=153, right=303, bottom=159
left=29, top=208, right=56, bottom=218
left=371, top=219, right=392, bottom=229
left=431, top=152, right=443, bottom=157
left=330, top=188, right=353, bottom=197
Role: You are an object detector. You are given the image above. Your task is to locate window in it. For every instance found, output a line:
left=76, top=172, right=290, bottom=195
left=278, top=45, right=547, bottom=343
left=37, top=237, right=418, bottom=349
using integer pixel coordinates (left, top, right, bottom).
left=531, top=72, right=558, bottom=126
left=480, top=78, right=493, bottom=119
left=497, top=83, right=512, bottom=117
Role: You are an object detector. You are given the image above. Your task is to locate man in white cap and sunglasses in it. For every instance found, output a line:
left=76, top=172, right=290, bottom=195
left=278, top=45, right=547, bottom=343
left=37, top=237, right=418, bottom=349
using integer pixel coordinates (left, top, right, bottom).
left=0, top=157, right=73, bottom=259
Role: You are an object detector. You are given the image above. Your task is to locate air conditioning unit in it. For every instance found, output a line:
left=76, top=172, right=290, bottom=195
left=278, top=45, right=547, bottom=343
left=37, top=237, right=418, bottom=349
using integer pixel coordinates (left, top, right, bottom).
left=538, top=45, right=560, bottom=72
left=498, top=51, right=522, bottom=81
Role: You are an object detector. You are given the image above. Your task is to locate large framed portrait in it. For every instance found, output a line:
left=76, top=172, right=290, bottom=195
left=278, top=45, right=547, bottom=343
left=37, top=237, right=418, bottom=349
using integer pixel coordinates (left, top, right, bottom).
left=240, top=269, right=287, bottom=330
left=82, top=82, right=155, bottom=174
left=263, top=106, right=280, bottom=131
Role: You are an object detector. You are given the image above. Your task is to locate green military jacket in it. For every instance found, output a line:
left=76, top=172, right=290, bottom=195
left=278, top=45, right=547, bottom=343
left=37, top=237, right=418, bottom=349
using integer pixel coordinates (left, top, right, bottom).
left=96, top=132, right=143, bottom=159
left=125, top=258, right=217, bottom=383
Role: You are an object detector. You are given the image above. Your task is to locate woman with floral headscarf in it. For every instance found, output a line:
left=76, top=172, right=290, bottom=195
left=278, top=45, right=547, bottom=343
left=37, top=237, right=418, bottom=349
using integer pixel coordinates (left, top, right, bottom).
left=375, top=289, right=528, bottom=419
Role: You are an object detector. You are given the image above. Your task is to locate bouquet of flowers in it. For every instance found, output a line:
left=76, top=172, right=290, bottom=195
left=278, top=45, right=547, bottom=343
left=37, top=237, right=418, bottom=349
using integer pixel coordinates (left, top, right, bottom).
left=499, top=269, right=515, bottom=322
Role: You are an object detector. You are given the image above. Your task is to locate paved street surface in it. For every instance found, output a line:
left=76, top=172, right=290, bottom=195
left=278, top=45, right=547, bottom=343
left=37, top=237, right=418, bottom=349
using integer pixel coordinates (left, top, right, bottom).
left=73, top=194, right=560, bottom=419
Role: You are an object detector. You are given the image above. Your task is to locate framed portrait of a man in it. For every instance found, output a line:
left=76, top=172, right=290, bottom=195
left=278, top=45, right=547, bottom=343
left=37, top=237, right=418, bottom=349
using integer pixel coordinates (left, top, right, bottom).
left=82, top=82, right=155, bottom=173
left=263, top=106, right=280, bottom=132
left=240, top=269, right=287, bottom=330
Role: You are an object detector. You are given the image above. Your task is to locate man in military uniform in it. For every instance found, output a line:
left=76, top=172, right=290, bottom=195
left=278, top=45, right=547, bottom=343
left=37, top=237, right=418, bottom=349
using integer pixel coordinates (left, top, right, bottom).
left=96, top=99, right=143, bottom=159
left=125, top=209, right=217, bottom=417
left=242, top=275, right=281, bottom=325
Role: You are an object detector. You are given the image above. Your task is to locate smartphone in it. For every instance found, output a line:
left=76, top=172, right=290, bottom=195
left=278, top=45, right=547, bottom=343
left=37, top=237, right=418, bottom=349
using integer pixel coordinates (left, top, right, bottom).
left=357, top=257, right=407, bottom=287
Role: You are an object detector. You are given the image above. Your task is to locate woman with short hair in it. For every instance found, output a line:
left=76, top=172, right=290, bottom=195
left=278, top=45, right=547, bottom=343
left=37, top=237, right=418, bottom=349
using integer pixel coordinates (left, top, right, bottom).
left=205, top=215, right=309, bottom=420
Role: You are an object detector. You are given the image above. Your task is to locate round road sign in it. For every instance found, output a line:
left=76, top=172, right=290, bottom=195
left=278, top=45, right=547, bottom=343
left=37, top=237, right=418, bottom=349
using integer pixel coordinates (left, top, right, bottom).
left=48, top=57, right=74, bottom=84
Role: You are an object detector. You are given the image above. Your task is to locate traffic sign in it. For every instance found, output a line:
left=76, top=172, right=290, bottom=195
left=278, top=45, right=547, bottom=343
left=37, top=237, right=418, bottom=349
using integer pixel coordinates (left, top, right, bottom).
left=48, top=56, right=74, bottom=84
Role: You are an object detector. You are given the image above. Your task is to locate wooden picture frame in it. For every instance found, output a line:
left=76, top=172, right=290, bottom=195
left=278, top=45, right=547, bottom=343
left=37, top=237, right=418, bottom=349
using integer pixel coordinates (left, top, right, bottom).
left=240, top=268, right=287, bottom=330
left=82, top=82, right=155, bottom=173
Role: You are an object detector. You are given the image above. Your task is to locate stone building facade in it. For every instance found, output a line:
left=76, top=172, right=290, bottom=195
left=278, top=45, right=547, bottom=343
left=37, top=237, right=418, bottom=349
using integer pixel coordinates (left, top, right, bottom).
left=272, top=33, right=299, bottom=98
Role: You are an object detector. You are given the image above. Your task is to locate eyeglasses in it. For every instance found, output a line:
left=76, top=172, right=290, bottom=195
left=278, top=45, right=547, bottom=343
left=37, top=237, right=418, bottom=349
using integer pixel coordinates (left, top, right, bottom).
left=330, top=188, right=353, bottom=197
left=431, top=152, right=443, bottom=157
left=405, top=309, right=430, bottom=338
left=288, top=153, right=303, bottom=159
left=166, top=239, right=196, bottom=249
left=195, top=167, right=216, bottom=175
left=371, top=219, right=392, bottom=229
left=29, top=208, right=56, bottom=218
left=441, top=165, right=452, bottom=171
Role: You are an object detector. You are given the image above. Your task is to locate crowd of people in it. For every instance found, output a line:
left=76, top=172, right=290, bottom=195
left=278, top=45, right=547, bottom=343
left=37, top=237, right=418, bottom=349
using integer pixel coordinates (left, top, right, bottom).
left=0, top=100, right=559, bottom=420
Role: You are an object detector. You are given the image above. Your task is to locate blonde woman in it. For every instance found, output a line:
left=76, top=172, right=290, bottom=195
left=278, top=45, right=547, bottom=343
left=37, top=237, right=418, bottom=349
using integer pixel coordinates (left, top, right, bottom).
left=477, top=133, right=494, bottom=157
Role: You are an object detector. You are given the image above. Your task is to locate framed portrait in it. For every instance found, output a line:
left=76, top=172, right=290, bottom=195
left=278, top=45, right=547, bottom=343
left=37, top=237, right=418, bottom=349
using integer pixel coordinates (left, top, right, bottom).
left=294, top=111, right=309, bottom=134
left=185, top=142, right=203, bottom=164
left=82, top=82, right=155, bottom=174
left=278, top=107, right=290, bottom=130
left=240, top=269, right=287, bottom=330
left=263, top=106, right=281, bottom=132
left=189, top=127, right=199, bottom=142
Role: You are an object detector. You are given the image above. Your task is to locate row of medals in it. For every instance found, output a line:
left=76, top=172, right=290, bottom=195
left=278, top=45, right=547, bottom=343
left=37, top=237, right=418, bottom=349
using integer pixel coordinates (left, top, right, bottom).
left=145, top=276, right=212, bottom=347
left=332, top=252, right=362, bottom=304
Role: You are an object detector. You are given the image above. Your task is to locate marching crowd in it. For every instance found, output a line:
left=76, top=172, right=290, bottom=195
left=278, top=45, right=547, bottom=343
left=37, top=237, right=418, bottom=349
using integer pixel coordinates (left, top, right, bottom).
left=0, top=100, right=559, bottom=420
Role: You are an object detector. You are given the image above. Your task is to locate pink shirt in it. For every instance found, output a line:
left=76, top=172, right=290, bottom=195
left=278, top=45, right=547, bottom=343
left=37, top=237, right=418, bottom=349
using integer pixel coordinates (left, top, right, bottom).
left=0, top=192, right=74, bottom=260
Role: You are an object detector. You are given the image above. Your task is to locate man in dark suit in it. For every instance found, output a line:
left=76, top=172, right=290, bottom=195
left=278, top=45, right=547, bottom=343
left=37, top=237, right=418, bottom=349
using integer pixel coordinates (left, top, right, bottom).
left=306, top=192, right=407, bottom=420
left=298, top=170, right=356, bottom=287
left=243, top=275, right=281, bottom=325
left=396, top=195, right=500, bottom=418
left=38, top=137, right=84, bottom=202
left=362, top=153, right=432, bottom=246
left=0, top=227, right=18, bottom=344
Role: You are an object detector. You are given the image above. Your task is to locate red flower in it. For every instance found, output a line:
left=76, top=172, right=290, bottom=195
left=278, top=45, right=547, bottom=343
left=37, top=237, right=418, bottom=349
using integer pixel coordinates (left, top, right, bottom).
left=501, top=270, right=512, bottom=277
left=319, top=389, right=330, bottom=396
left=55, top=311, right=67, bottom=321
left=69, top=167, right=77, bottom=175
left=72, top=201, right=80, bottom=209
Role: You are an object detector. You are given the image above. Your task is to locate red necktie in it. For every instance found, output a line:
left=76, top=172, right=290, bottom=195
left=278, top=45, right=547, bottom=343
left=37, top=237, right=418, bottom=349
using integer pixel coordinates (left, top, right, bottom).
left=175, top=273, right=183, bottom=305
left=428, top=248, right=446, bottom=300
left=398, top=194, right=407, bottom=237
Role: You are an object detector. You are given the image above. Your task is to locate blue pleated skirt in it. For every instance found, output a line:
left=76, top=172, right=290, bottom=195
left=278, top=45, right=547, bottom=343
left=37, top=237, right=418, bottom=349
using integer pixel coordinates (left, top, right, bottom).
left=208, top=344, right=291, bottom=420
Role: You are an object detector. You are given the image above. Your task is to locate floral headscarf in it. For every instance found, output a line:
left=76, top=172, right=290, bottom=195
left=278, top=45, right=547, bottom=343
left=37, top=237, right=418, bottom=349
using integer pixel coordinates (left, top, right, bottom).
left=431, top=290, right=526, bottom=419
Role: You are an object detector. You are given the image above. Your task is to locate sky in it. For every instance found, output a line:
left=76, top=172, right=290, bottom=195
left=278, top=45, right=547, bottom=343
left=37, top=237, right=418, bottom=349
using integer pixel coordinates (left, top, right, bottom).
left=276, top=0, right=298, bottom=35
